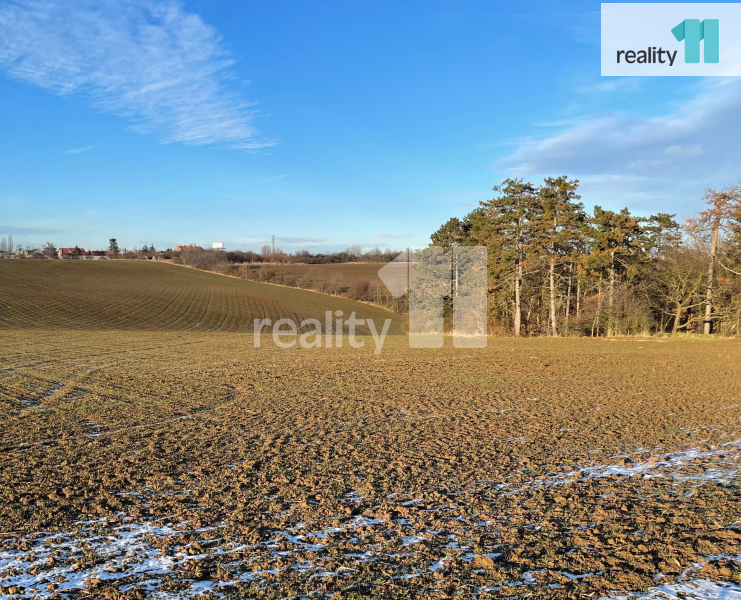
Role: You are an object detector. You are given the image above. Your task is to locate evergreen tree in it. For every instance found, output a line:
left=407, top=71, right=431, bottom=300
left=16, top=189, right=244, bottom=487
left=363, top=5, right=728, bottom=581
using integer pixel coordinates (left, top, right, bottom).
left=476, top=179, right=538, bottom=336
left=533, top=177, right=586, bottom=335
left=428, top=178, right=741, bottom=337
left=588, top=207, right=645, bottom=336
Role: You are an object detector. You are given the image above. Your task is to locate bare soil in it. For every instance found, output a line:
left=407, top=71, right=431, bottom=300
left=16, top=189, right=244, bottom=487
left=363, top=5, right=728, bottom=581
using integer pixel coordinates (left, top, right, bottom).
left=0, top=332, right=739, bottom=598
left=0, top=261, right=400, bottom=334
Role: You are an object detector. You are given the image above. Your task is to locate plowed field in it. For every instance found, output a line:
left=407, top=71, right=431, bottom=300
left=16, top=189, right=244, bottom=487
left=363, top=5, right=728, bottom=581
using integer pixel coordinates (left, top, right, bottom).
left=0, top=261, right=400, bottom=334
left=244, top=263, right=384, bottom=288
left=0, top=262, right=739, bottom=599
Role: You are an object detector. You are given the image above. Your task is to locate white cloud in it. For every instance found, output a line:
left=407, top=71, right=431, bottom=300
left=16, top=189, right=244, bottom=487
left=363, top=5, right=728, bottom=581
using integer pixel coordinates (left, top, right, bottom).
left=0, top=0, right=275, bottom=149
left=495, top=78, right=741, bottom=214
left=65, top=145, right=95, bottom=154
left=663, top=144, right=703, bottom=158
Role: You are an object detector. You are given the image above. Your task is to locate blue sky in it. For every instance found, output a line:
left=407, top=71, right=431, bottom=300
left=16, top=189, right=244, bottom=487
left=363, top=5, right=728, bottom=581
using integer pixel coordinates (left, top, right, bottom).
left=1, top=0, right=739, bottom=253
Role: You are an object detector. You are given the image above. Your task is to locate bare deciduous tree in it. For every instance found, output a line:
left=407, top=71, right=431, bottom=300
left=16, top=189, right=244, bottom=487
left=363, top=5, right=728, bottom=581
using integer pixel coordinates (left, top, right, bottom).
left=686, top=185, right=741, bottom=334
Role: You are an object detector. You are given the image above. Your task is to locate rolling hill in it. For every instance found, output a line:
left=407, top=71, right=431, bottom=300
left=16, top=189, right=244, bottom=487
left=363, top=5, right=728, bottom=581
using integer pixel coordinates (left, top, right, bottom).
left=0, top=260, right=403, bottom=333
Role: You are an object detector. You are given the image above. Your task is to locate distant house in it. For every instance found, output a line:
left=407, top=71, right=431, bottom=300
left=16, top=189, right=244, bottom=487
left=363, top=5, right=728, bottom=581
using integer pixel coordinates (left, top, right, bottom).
left=58, top=247, right=87, bottom=259
left=174, top=245, right=205, bottom=252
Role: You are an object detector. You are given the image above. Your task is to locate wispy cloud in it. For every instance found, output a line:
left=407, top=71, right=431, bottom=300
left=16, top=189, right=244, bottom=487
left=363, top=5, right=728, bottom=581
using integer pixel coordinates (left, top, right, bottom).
left=664, top=144, right=703, bottom=158
left=0, top=0, right=275, bottom=150
left=276, top=237, right=328, bottom=246
left=65, top=144, right=95, bottom=154
left=495, top=78, right=741, bottom=214
left=260, top=173, right=292, bottom=182
left=0, top=225, right=59, bottom=235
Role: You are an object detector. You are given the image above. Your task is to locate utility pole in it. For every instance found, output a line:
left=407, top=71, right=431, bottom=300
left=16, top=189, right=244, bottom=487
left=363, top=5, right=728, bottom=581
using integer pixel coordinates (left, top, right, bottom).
left=271, top=235, right=275, bottom=255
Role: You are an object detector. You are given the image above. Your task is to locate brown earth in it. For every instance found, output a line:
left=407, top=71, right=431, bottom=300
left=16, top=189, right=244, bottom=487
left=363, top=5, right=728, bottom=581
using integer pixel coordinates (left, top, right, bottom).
left=0, top=332, right=739, bottom=598
left=241, top=262, right=385, bottom=290
left=0, top=260, right=401, bottom=334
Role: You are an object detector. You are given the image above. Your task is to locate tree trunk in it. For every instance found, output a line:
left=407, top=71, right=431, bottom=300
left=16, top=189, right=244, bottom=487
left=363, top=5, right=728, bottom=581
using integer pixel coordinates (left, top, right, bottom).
left=514, top=234, right=522, bottom=337
left=576, top=280, right=581, bottom=324
left=703, top=222, right=720, bottom=335
left=549, top=259, right=558, bottom=336
left=672, top=303, right=682, bottom=335
left=564, top=266, right=572, bottom=333
left=527, top=293, right=535, bottom=332
left=454, top=260, right=459, bottom=298
left=596, top=278, right=603, bottom=337
left=608, top=250, right=615, bottom=337
left=514, top=267, right=521, bottom=336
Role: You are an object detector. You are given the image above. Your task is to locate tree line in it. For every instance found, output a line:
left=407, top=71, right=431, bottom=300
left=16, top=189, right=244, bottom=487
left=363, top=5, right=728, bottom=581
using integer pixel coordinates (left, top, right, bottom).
left=95, top=242, right=402, bottom=265
left=174, top=246, right=403, bottom=266
left=431, top=177, right=741, bottom=337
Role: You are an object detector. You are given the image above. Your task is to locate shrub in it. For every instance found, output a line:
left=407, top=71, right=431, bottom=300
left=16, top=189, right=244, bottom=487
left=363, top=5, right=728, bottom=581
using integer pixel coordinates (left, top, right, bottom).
left=257, top=268, right=276, bottom=282
left=348, top=280, right=371, bottom=302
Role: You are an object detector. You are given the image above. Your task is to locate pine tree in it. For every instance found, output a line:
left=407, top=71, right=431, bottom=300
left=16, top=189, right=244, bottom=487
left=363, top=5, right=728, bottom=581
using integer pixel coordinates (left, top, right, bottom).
left=477, top=179, right=538, bottom=336
left=533, top=177, right=586, bottom=336
left=589, top=207, right=645, bottom=336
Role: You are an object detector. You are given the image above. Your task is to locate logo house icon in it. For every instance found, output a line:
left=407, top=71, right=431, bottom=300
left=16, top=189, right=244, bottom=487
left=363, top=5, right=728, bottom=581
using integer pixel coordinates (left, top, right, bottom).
left=378, top=247, right=488, bottom=348
left=671, top=19, right=719, bottom=63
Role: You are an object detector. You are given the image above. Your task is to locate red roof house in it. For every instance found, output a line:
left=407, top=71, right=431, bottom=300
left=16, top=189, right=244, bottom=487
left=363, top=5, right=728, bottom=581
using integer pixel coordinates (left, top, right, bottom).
left=58, top=247, right=87, bottom=258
